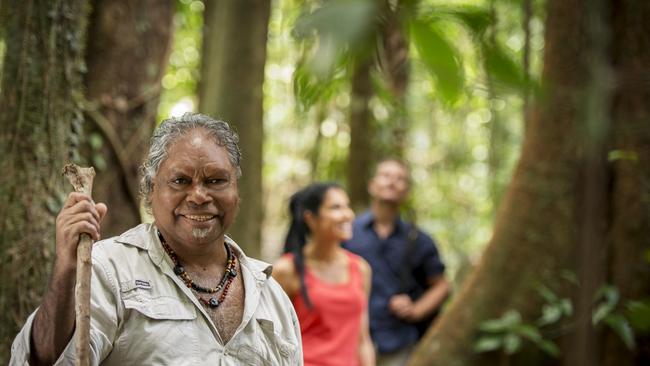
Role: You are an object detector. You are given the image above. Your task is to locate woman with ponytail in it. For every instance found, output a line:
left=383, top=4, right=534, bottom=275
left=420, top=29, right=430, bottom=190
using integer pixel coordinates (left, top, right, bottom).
left=273, top=182, right=375, bottom=366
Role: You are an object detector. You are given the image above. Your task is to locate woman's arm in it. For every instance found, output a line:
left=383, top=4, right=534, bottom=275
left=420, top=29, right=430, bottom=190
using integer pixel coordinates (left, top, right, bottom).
left=358, top=258, right=375, bottom=366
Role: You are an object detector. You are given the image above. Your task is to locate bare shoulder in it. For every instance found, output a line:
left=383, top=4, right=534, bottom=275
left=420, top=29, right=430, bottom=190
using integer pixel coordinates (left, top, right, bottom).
left=271, top=255, right=299, bottom=297
left=355, top=256, right=372, bottom=293
left=357, top=256, right=372, bottom=278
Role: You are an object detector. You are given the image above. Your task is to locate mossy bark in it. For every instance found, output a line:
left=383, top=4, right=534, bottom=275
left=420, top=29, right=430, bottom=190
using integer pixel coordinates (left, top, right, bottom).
left=199, top=0, right=271, bottom=258
left=83, top=0, right=173, bottom=237
left=0, top=0, right=90, bottom=362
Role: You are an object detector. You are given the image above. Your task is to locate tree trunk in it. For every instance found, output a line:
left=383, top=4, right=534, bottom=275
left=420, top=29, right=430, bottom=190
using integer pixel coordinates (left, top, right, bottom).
left=381, top=0, right=410, bottom=158
left=199, top=0, right=271, bottom=258
left=0, top=0, right=90, bottom=362
left=407, top=0, right=597, bottom=363
left=348, top=58, right=374, bottom=212
left=604, top=0, right=650, bottom=364
left=83, top=0, right=173, bottom=237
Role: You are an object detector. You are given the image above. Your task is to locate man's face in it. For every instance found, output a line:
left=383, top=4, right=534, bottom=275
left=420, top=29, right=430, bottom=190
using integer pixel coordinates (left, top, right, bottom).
left=150, top=128, right=239, bottom=248
left=368, top=160, right=410, bottom=205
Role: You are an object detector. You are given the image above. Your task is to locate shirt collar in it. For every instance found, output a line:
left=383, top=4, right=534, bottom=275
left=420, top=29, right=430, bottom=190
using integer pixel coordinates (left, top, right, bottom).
left=358, top=210, right=407, bottom=235
left=114, top=223, right=273, bottom=283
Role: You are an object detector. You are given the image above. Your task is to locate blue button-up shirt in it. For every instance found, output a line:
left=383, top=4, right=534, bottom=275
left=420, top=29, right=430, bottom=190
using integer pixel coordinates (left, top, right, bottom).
left=343, top=211, right=445, bottom=354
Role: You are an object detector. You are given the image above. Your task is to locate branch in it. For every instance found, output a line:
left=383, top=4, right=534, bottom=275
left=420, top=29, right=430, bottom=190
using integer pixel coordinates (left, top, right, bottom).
left=62, top=164, right=95, bottom=366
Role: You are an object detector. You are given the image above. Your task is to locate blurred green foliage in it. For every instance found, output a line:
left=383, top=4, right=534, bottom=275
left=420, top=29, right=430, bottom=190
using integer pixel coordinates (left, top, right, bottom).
left=157, top=0, right=204, bottom=119
left=156, top=0, right=548, bottom=280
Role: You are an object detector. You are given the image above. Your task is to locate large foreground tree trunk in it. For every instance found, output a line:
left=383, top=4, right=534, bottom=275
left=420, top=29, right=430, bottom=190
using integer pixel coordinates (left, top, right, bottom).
left=199, top=0, right=271, bottom=258
left=0, top=0, right=90, bottom=362
left=408, top=0, right=650, bottom=365
left=84, top=0, right=173, bottom=237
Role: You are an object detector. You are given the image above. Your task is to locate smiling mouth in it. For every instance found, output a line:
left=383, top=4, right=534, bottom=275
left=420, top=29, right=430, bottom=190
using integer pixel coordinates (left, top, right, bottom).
left=183, top=214, right=217, bottom=222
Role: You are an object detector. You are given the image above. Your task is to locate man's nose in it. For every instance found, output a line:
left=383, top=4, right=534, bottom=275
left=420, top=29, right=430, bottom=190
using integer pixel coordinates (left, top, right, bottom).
left=187, top=184, right=211, bottom=205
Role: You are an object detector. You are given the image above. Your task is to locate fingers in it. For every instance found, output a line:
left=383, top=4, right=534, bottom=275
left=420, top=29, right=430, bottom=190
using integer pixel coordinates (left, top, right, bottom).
left=389, top=294, right=415, bottom=320
left=55, top=193, right=107, bottom=266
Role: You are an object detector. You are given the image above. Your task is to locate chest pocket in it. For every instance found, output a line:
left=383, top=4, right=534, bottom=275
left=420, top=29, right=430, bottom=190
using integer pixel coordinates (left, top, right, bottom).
left=243, top=318, right=298, bottom=366
left=114, top=285, right=200, bottom=363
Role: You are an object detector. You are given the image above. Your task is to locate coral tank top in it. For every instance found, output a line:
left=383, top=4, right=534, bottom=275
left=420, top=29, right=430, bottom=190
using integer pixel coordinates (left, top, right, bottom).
left=287, top=250, right=367, bottom=366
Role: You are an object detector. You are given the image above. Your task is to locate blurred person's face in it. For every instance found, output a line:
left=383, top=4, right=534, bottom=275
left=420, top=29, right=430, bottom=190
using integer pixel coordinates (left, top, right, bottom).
left=305, top=187, right=355, bottom=243
left=368, top=160, right=410, bottom=205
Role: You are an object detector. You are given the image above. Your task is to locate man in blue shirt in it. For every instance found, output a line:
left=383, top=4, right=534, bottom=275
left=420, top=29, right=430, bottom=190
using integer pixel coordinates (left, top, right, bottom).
left=344, top=158, right=450, bottom=366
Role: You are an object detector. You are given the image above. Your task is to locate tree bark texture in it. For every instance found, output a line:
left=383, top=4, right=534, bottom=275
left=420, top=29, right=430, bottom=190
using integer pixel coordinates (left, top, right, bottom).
left=380, top=0, right=410, bottom=158
left=0, top=0, right=90, bottom=362
left=604, top=0, right=650, bottom=364
left=199, top=0, right=271, bottom=258
left=408, top=0, right=650, bottom=365
left=84, top=0, right=173, bottom=237
left=348, top=59, right=374, bottom=212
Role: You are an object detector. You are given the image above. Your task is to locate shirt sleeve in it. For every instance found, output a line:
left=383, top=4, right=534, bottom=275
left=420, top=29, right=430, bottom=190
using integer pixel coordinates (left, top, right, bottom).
left=417, top=233, right=446, bottom=279
left=9, top=253, right=120, bottom=366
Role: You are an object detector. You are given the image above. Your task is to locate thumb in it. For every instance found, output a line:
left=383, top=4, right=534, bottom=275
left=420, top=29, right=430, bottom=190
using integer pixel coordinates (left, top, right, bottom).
left=96, top=202, right=108, bottom=222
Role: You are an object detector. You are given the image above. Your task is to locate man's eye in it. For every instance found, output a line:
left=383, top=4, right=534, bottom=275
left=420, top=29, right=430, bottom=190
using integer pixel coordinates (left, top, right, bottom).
left=207, top=178, right=227, bottom=185
left=171, top=178, right=189, bottom=185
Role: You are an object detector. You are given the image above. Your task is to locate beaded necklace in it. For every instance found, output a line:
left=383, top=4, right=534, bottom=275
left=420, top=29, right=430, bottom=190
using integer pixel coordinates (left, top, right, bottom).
left=158, top=230, right=237, bottom=308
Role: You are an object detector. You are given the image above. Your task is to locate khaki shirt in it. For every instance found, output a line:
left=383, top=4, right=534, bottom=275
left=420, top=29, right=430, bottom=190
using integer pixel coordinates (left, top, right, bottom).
left=10, top=223, right=303, bottom=365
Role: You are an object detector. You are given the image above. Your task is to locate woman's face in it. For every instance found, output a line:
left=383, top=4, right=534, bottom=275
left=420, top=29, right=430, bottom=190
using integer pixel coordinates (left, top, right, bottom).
left=306, top=187, right=355, bottom=243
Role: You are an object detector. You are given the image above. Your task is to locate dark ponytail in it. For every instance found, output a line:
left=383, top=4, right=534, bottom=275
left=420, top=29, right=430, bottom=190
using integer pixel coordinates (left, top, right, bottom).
left=283, top=182, right=341, bottom=308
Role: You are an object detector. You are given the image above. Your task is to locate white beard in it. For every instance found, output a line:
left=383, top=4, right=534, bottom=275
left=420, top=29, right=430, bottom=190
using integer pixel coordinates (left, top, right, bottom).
left=192, top=228, right=210, bottom=239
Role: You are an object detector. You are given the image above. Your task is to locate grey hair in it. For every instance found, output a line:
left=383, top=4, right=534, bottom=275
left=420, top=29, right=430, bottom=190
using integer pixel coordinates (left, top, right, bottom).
left=140, top=113, right=242, bottom=209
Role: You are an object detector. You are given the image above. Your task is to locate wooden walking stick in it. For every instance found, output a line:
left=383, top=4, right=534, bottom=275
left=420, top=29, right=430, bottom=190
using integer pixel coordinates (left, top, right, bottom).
left=63, top=164, right=96, bottom=366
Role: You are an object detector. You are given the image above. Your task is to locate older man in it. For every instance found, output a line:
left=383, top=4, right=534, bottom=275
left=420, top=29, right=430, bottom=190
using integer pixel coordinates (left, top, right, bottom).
left=10, top=113, right=302, bottom=365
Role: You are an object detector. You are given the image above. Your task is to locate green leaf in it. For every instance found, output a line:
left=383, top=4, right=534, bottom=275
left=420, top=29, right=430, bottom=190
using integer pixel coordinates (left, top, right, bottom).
left=480, top=319, right=509, bottom=333
left=293, top=60, right=347, bottom=111
left=474, top=336, right=503, bottom=353
left=538, top=304, right=562, bottom=326
left=608, top=149, right=639, bottom=162
left=418, top=5, right=491, bottom=36
left=502, top=310, right=522, bottom=327
left=410, top=19, right=464, bottom=104
left=560, top=269, right=579, bottom=286
left=480, top=310, right=522, bottom=332
left=604, top=314, right=636, bottom=350
left=515, top=324, right=542, bottom=342
left=593, top=302, right=616, bottom=325
left=482, top=41, right=525, bottom=92
left=626, top=299, right=650, bottom=333
left=294, top=0, right=377, bottom=44
left=503, top=334, right=521, bottom=354
left=560, top=299, right=573, bottom=316
left=89, top=133, right=103, bottom=150
left=92, top=154, right=107, bottom=172
left=538, top=340, right=560, bottom=357
left=537, top=285, right=559, bottom=303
